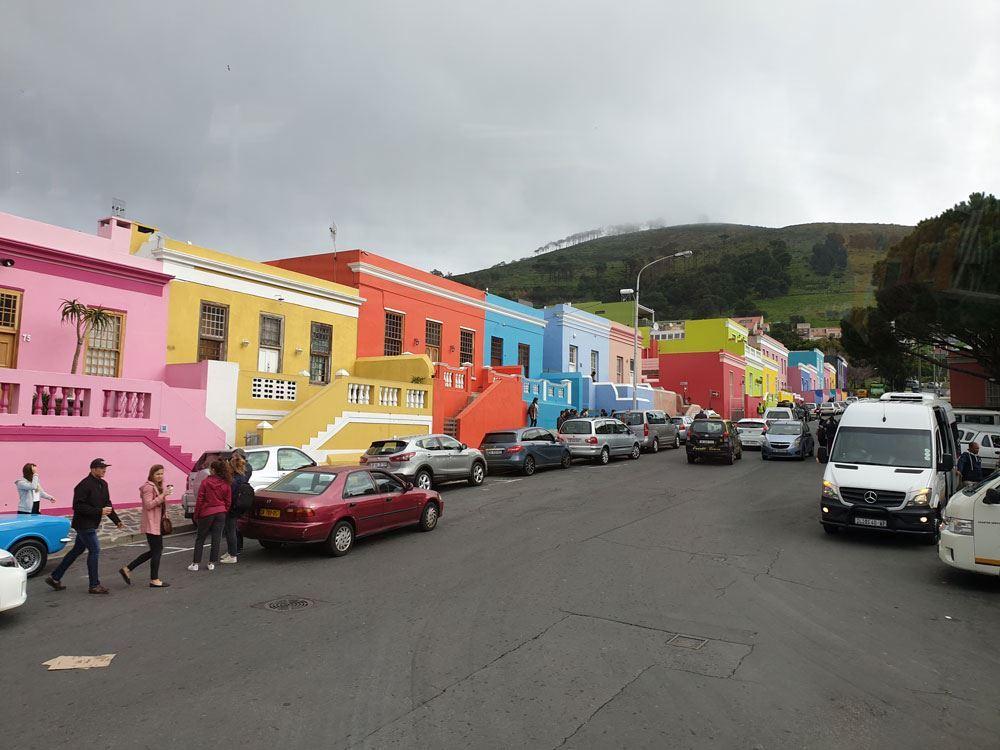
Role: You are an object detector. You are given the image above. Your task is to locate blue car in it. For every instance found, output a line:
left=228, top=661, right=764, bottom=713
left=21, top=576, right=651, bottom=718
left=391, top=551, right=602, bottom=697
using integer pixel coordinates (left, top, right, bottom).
left=479, top=427, right=573, bottom=475
left=0, top=514, right=72, bottom=577
left=761, top=420, right=815, bottom=461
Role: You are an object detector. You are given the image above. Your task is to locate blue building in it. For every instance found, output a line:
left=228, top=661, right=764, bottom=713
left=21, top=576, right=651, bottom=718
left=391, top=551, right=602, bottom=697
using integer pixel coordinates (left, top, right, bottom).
left=789, top=349, right=825, bottom=380
left=484, top=293, right=545, bottom=378
left=542, top=304, right=611, bottom=380
left=824, top=353, right=849, bottom=390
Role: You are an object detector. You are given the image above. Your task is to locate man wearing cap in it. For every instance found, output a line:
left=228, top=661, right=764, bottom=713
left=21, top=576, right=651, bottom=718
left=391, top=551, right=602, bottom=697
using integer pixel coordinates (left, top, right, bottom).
left=45, top=458, right=124, bottom=594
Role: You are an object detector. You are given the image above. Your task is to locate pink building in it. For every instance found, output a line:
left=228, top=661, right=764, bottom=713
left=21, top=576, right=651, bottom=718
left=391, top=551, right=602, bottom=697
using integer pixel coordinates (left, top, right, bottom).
left=753, top=333, right=789, bottom=390
left=608, top=321, right=638, bottom=384
left=0, top=212, right=226, bottom=513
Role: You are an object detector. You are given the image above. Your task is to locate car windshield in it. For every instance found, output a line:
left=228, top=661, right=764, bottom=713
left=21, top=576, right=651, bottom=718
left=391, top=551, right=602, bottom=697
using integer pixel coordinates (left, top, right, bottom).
left=830, top=427, right=932, bottom=468
left=268, top=471, right=337, bottom=494
left=366, top=440, right=409, bottom=456
left=620, top=413, right=644, bottom=426
left=691, top=421, right=723, bottom=434
left=559, top=420, right=593, bottom=434
left=739, top=421, right=765, bottom=429
left=768, top=424, right=801, bottom=435
left=670, top=417, right=686, bottom=425
left=246, top=451, right=268, bottom=471
left=482, top=432, right=517, bottom=444
left=766, top=410, right=791, bottom=418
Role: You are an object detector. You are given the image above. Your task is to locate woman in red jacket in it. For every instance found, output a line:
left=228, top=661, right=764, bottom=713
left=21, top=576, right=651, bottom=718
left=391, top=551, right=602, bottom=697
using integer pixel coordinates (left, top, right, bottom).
left=188, top=459, right=232, bottom=572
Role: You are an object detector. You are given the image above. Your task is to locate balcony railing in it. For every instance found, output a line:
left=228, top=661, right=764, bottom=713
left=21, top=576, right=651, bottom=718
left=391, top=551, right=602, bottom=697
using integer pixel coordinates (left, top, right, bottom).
left=0, top=375, right=152, bottom=421
left=523, top=377, right=572, bottom=406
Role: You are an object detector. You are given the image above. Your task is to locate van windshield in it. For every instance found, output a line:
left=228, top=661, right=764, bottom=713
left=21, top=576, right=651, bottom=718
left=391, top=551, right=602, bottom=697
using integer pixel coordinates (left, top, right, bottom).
left=831, top=427, right=932, bottom=468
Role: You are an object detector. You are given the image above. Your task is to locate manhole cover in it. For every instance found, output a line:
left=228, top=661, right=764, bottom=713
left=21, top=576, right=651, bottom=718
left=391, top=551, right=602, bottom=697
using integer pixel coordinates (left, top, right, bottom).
left=669, top=634, right=708, bottom=650
left=263, top=597, right=313, bottom=612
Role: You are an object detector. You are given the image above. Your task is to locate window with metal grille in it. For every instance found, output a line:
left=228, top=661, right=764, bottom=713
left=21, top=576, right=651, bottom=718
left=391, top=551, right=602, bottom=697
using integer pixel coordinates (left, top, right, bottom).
left=85, top=314, right=124, bottom=377
left=258, top=314, right=283, bottom=372
left=384, top=311, right=403, bottom=356
left=198, top=302, right=228, bottom=361
left=517, top=343, right=530, bottom=378
left=490, top=336, right=503, bottom=367
left=310, top=322, right=332, bottom=384
left=460, top=329, right=474, bottom=365
left=425, top=320, right=442, bottom=362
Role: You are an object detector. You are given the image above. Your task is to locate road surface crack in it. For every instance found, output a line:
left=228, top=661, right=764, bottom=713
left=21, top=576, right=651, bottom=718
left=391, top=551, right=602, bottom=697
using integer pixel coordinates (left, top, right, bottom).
left=551, top=663, right=658, bottom=749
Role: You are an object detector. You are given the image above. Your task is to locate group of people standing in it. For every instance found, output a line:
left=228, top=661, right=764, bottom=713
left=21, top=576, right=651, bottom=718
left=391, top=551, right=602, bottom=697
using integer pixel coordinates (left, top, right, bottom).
left=38, top=451, right=252, bottom=595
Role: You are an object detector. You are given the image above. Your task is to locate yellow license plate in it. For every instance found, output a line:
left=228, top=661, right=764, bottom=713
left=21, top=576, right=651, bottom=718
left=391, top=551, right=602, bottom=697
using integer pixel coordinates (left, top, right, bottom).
left=259, top=508, right=281, bottom=519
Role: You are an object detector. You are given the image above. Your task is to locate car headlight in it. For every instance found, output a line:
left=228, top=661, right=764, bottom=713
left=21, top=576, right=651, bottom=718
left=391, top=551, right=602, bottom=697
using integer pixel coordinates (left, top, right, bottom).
left=822, top=480, right=840, bottom=500
left=0, top=551, right=16, bottom=568
left=907, top=487, right=932, bottom=507
left=944, top=517, right=974, bottom=535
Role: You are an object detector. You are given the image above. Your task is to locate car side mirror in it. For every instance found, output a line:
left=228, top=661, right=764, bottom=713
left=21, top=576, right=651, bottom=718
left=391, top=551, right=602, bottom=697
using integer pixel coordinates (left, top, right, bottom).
left=817, top=446, right=829, bottom=464
left=460, top=443, right=468, bottom=451
left=938, top=454, right=954, bottom=473
left=402, top=481, right=414, bottom=491
left=984, top=488, right=1000, bottom=504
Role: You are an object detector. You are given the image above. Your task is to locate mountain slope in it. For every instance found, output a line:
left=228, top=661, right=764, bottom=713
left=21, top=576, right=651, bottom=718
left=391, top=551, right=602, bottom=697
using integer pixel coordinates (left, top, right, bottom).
left=453, top=222, right=913, bottom=325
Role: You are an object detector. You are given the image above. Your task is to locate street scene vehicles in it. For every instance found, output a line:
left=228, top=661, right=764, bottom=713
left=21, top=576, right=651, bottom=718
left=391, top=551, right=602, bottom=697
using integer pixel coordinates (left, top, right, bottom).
left=0, top=514, right=71, bottom=577
left=957, top=427, right=1000, bottom=473
left=761, top=419, right=815, bottom=460
left=735, top=418, right=767, bottom=448
left=557, top=418, right=642, bottom=464
left=617, top=410, right=681, bottom=452
left=954, top=408, right=1000, bottom=427
left=686, top=418, right=743, bottom=464
left=360, top=435, right=487, bottom=489
left=0, top=548, right=27, bottom=613
left=671, top=415, right=694, bottom=443
left=939, top=475, right=1000, bottom=576
left=480, top=428, right=572, bottom=475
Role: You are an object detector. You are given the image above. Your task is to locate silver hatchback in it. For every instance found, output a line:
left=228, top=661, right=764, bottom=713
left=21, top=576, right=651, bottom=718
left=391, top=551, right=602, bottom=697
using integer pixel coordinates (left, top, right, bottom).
left=360, top=434, right=487, bottom=489
left=557, top=418, right=641, bottom=464
left=617, top=410, right=681, bottom=452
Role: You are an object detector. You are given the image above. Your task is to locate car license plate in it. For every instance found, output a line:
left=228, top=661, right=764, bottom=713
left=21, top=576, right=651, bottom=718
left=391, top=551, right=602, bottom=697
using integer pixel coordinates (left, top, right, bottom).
left=259, top=508, right=281, bottom=519
left=369, top=461, right=388, bottom=468
left=486, top=449, right=503, bottom=455
left=699, top=440, right=715, bottom=446
left=855, top=516, right=887, bottom=528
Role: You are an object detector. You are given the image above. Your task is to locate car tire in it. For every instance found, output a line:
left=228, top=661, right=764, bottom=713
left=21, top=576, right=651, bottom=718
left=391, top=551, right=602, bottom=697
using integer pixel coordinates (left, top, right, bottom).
left=630, top=443, right=641, bottom=460
left=560, top=452, right=572, bottom=469
left=10, top=539, right=47, bottom=578
left=596, top=447, right=610, bottom=465
left=418, top=502, right=439, bottom=532
left=415, top=468, right=434, bottom=490
left=673, top=435, right=680, bottom=449
left=523, top=456, right=536, bottom=476
left=259, top=539, right=283, bottom=550
left=650, top=438, right=659, bottom=454
left=327, top=520, right=355, bottom=556
left=686, top=454, right=695, bottom=464
left=468, top=461, right=486, bottom=486
left=822, top=523, right=840, bottom=535
left=726, top=451, right=735, bottom=465
left=736, top=447, right=743, bottom=460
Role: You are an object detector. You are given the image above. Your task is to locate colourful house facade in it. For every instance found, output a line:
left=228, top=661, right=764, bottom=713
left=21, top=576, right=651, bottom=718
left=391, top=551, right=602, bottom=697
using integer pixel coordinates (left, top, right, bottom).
left=824, top=354, right=849, bottom=391
left=0, top=213, right=225, bottom=512
left=484, top=293, right=545, bottom=378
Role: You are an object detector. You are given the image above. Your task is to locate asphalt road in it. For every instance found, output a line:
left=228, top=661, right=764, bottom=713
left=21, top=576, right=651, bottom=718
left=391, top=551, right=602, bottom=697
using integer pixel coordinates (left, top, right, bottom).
left=3, top=436, right=999, bottom=749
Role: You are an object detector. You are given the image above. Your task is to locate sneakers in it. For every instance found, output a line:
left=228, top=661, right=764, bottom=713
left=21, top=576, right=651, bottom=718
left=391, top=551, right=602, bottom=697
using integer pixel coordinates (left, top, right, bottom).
left=219, top=554, right=237, bottom=564
left=187, top=563, right=199, bottom=572
left=207, top=563, right=215, bottom=571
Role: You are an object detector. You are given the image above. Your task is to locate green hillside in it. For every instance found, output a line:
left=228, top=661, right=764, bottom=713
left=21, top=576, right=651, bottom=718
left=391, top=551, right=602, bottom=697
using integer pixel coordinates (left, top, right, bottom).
left=454, top=222, right=913, bottom=326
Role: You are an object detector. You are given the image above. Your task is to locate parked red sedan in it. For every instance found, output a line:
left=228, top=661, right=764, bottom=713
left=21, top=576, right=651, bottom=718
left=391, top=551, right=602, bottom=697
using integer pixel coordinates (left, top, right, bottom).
left=239, top=465, right=442, bottom=556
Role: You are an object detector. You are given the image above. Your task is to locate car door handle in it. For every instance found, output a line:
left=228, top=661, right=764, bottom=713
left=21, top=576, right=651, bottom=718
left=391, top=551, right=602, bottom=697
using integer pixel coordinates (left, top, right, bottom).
left=385, top=497, right=393, bottom=502
left=348, top=502, right=356, bottom=508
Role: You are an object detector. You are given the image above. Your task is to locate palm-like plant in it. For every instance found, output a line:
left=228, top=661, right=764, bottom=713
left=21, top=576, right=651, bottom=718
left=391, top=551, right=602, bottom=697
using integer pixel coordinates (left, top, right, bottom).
left=60, top=299, right=115, bottom=374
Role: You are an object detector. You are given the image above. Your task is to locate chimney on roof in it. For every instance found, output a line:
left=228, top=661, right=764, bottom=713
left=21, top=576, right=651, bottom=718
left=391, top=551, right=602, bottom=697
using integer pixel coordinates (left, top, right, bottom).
left=97, top=216, right=133, bottom=253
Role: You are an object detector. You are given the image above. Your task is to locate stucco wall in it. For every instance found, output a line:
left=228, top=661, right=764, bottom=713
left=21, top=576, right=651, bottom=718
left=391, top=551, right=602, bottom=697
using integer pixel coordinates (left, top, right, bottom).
left=542, top=305, right=611, bottom=379
left=484, top=293, right=544, bottom=378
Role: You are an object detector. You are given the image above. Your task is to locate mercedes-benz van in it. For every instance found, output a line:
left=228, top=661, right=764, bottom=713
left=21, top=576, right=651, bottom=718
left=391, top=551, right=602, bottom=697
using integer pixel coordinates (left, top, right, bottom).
left=817, top=392, right=959, bottom=542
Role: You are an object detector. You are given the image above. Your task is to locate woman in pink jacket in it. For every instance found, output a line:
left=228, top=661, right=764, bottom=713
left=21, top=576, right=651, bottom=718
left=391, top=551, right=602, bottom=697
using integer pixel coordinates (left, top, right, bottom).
left=119, top=465, right=172, bottom=588
left=188, top=459, right=232, bottom=572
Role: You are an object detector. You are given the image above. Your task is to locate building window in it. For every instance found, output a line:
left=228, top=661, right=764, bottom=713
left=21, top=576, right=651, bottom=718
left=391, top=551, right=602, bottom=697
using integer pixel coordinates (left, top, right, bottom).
left=729, top=371, right=734, bottom=398
left=258, top=314, right=283, bottom=372
left=84, top=313, right=125, bottom=377
left=384, top=311, right=403, bottom=356
left=425, top=320, right=442, bottom=362
left=590, top=350, right=599, bottom=378
left=197, top=302, right=228, bottom=362
left=616, top=356, right=624, bottom=383
left=518, top=343, right=531, bottom=378
left=490, top=336, right=504, bottom=367
left=568, top=345, right=578, bottom=371
left=309, top=322, right=332, bottom=384
left=460, top=329, right=475, bottom=365
left=629, top=358, right=634, bottom=376
left=0, top=289, right=22, bottom=368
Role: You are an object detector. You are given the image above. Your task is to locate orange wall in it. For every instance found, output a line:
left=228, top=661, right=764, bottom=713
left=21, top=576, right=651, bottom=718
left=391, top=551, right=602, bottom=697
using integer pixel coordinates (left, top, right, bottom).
left=454, top=376, right=525, bottom=449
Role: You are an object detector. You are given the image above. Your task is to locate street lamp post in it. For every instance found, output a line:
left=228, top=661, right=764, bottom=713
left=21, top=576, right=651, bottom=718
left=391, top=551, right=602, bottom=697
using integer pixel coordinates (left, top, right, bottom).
left=630, top=250, right=693, bottom=411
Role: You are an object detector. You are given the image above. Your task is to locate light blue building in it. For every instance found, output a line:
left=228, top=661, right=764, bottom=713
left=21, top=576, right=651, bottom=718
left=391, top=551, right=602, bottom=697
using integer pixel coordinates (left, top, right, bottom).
left=542, top=304, right=611, bottom=380
left=789, top=349, right=825, bottom=378
left=484, top=293, right=545, bottom=378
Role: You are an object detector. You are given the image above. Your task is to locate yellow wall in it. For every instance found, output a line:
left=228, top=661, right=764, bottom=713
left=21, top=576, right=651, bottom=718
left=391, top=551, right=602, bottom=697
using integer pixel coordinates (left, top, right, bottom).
left=656, top=318, right=748, bottom=356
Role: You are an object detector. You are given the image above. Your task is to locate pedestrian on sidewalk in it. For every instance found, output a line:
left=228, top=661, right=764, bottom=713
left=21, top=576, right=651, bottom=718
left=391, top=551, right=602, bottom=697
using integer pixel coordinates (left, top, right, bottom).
left=45, top=458, right=123, bottom=595
left=221, top=451, right=253, bottom=564
left=188, top=459, right=232, bottom=572
left=957, top=442, right=983, bottom=489
left=119, top=465, right=172, bottom=588
left=527, top=397, right=539, bottom=427
left=15, top=462, right=56, bottom=514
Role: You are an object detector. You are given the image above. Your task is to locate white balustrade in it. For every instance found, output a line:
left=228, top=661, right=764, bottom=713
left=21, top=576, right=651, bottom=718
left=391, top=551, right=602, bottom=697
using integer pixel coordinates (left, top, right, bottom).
left=455, top=372, right=465, bottom=388
left=406, top=389, right=427, bottom=409
left=348, top=382, right=372, bottom=405
left=379, top=386, right=400, bottom=407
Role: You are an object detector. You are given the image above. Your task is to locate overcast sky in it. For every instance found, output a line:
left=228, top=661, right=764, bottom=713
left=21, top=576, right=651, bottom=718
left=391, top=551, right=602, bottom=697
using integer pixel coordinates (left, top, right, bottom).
left=2, top=2, right=998, bottom=274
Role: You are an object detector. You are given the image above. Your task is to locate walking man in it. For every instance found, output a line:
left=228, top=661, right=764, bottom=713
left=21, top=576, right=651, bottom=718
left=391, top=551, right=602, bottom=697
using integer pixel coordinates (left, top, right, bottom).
left=957, top=442, right=983, bottom=489
left=527, top=397, right=539, bottom=427
left=45, top=458, right=124, bottom=594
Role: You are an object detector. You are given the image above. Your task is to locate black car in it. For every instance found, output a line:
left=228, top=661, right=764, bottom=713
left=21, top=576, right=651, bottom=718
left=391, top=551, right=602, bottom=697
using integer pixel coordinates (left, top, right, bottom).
left=686, top=419, right=743, bottom=465
left=479, top=428, right=572, bottom=476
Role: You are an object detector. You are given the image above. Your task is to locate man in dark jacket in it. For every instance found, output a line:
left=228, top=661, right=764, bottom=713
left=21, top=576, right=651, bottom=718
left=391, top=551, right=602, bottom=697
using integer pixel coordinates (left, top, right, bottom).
left=957, top=442, right=983, bottom=488
left=45, top=458, right=123, bottom=594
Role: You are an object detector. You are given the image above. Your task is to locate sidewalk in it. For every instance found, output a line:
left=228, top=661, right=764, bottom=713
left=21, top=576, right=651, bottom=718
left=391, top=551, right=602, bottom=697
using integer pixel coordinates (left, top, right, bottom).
left=53, top=504, right=196, bottom=558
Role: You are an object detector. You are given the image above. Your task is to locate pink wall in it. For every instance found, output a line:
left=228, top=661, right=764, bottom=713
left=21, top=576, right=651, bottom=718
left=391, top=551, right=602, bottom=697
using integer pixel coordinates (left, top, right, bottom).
left=0, top=212, right=172, bottom=381
left=608, top=322, right=637, bottom=384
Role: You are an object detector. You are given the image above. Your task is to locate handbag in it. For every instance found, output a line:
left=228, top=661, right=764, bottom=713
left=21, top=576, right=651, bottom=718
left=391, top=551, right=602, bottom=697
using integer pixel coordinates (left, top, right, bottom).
left=160, top=510, right=174, bottom=536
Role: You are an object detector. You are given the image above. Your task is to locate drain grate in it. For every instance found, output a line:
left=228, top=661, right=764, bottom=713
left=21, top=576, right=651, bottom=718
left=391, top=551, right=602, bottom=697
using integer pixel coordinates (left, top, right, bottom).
left=668, top=634, right=708, bottom=650
left=263, top=597, right=313, bottom=612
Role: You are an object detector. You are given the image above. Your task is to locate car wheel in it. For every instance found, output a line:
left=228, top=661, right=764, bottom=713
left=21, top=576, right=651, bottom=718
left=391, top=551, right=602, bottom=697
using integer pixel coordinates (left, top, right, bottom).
left=418, top=502, right=439, bottom=532
left=822, top=523, right=840, bottom=536
left=650, top=437, right=659, bottom=454
left=726, top=450, right=735, bottom=465
left=686, top=454, right=695, bottom=464
left=415, top=469, right=434, bottom=490
left=523, top=456, right=536, bottom=476
left=259, top=539, right=283, bottom=550
left=560, top=452, right=572, bottom=469
left=10, top=539, right=47, bottom=578
left=327, top=520, right=354, bottom=556
left=596, top=447, right=610, bottom=465
left=468, top=461, right=486, bottom=486
left=736, top=447, right=743, bottom=460
left=673, top=435, right=680, bottom=449
left=630, top=443, right=641, bottom=460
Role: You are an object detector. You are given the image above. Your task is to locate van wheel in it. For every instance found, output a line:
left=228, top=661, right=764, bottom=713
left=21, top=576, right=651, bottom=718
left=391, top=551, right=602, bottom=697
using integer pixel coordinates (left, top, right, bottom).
left=522, top=456, right=536, bottom=476
left=650, top=438, right=659, bottom=454
left=327, top=521, right=354, bottom=556
left=595, top=447, right=610, bottom=465
left=822, top=523, right=840, bottom=535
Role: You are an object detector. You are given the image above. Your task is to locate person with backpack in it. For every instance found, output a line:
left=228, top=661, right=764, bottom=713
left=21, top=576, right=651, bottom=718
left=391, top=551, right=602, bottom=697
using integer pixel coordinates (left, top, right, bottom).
left=119, top=464, right=172, bottom=588
left=188, top=459, right=232, bottom=572
left=221, top=450, right=253, bottom=564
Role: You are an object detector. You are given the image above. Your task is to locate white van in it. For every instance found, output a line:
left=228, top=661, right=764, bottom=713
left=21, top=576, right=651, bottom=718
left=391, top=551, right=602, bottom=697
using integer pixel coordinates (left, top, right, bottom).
left=939, top=476, right=1000, bottom=576
left=954, top=408, right=1000, bottom=427
left=817, top=393, right=959, bottom=542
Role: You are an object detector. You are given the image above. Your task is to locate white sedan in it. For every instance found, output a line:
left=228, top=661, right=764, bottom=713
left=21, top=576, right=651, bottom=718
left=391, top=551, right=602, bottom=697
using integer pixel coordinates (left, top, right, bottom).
left=0, top=548, right=28, bottom=613
left=736, top=418, right=768, bottom=448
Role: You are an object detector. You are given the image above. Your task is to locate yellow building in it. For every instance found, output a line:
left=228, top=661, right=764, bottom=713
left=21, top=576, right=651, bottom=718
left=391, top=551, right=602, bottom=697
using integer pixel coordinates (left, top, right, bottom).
left=131, top=226, right=433, bottom=458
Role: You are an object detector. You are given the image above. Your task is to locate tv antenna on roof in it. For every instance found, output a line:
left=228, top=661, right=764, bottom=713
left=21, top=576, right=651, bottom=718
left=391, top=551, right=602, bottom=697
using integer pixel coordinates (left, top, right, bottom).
left=111, top=198, right=126, bottom=218
left=329, top=220, right=338, bottom=253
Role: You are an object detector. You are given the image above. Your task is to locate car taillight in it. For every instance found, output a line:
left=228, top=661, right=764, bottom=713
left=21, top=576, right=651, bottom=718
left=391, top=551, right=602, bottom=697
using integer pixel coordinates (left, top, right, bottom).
left=389, top=452, right=416, bottom=462
left=722, top=432, right=730, bottom=439
left=506, top=445, right=524, bottom=454
left=643, top=423, right=649, bottom=437
left=284, top=506, right=316, bottom=520
left=586, top=436, right=598, bottom=444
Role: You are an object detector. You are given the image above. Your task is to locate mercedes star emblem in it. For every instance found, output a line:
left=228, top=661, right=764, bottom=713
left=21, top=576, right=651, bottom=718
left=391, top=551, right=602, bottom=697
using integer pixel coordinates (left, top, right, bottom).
left=863, top=491, right=878, bottom=504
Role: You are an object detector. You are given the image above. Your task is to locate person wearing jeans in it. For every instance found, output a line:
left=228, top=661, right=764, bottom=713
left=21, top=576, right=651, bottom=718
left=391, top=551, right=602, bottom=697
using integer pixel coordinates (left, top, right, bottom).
left=221, top=451, right=253, bottom=564
left=46, top=458, right=123, bottom=595
left=189, top=458, right=232, bottom=572
left=120, top=465, right=172, bottom=588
